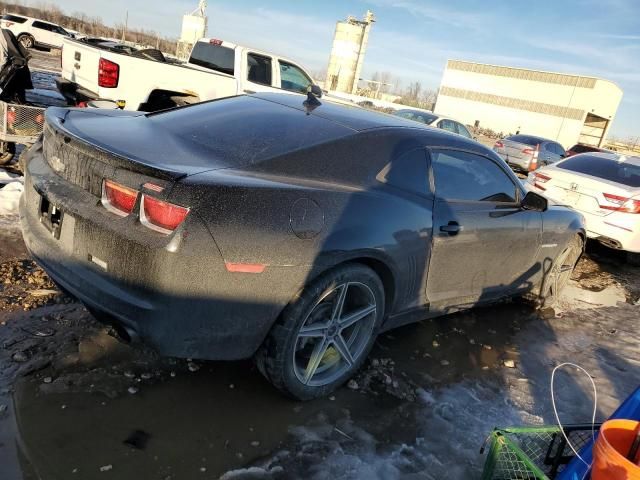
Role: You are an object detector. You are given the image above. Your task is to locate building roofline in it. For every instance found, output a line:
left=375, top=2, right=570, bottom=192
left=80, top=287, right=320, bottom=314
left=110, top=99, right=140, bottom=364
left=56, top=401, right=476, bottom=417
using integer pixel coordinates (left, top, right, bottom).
left=445, top=59, right=622, bottom=91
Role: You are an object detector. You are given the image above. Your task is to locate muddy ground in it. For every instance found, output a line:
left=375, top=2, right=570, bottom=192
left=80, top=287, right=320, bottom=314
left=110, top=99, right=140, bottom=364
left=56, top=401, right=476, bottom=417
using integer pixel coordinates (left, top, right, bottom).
left=1, top=221, right=638, bottom=480
left=1, top=50, right=639, bottom=480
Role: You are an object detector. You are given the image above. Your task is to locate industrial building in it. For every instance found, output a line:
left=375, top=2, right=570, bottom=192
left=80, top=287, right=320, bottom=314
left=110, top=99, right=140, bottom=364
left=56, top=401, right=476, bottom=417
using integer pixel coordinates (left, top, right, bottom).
left=434, top=60, right=623, bottom=148
left=325, top=11, right=375, bottom=94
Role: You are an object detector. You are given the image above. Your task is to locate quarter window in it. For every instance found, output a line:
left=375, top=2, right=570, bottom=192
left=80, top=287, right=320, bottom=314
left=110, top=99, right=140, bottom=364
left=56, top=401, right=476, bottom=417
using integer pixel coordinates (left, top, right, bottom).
left=247, top=53, right=272, bottom=86
left=432, top=150, right=518, bottom=203
left=2, top=14, right=27, bottom=24
left=279, top=61, right=311, bottom=93
left=379, top=148, right=429, bottom=196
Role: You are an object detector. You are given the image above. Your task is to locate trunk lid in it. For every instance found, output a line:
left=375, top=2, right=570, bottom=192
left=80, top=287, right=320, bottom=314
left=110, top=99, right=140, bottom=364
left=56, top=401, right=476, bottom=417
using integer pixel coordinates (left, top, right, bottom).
left=43, top=107, right=232, bottom=196
left=501, top=139, right=535, bottom=168
left=536, top=165, right=639, bottom=216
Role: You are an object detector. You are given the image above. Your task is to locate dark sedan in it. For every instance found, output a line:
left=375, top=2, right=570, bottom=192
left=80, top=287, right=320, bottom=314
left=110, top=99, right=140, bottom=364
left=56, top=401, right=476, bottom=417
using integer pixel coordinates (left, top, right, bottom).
left=20, top=93, right=585, bottom=399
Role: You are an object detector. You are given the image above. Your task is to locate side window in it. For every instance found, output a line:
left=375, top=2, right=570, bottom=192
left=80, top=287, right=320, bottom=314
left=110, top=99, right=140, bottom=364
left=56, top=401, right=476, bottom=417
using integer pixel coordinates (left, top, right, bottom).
left=378, top=148, right=429, bottom=196
left=432, top=150, right=518, bottom=203
left=552, top=143, right=566, bottom=156
left=279, top=61, right=312, bottom=94
left=32, top=21, right=51, bottom=31
left=438, top=119, right=457, bottom=134
left=454, top=122, right=472, bottom=139
left=247, top=53, right=272, bottom=86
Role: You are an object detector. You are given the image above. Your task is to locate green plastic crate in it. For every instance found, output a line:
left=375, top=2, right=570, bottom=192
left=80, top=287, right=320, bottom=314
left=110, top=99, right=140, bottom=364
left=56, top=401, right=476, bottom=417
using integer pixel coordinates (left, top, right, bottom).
left=481, top=424, right=600, bottom=480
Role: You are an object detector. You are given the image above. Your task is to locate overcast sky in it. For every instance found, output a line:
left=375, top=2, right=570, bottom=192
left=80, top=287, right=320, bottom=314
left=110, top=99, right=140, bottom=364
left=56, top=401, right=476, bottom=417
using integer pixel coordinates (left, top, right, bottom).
left=25, top=0, right=640, bottom=139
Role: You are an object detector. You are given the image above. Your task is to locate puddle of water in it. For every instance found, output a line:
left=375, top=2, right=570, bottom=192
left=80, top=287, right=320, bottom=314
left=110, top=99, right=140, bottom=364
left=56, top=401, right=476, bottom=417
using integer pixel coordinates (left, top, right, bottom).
left=10, top=301, right=535, bottom=479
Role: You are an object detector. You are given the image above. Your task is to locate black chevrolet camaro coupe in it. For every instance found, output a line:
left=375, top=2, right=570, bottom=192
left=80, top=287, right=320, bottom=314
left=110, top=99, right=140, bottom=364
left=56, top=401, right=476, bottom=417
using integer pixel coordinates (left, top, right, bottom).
left=20, top=93, right=585, bottom=399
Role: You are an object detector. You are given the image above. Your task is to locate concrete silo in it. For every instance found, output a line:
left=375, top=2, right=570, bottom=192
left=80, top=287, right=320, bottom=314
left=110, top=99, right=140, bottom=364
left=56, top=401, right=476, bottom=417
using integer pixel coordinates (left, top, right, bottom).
left=326, top=11, right=375, bottom=94
left=176, top=0, right=208, bottom=60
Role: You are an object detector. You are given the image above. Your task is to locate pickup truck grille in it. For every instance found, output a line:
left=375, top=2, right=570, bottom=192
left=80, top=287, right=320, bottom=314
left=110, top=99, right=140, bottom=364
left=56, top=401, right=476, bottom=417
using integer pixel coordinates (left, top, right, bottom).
left=43, top=124, right=117, bottom=196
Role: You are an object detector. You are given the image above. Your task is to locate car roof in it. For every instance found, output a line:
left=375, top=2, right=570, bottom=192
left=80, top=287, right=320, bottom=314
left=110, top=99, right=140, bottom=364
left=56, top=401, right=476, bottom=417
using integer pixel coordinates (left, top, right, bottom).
left=254, top=92, right=430, bottom=131
left=141, top=93, right=492, bottom=170
left=576, top=152, right=640, bottom=165
left=508, top=134, right=555, bottom=143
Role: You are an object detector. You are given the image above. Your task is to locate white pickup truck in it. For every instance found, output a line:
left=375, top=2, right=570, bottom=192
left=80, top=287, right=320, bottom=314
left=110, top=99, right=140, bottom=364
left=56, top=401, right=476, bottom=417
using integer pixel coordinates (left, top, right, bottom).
left=56, top=38, right=322, bottom=111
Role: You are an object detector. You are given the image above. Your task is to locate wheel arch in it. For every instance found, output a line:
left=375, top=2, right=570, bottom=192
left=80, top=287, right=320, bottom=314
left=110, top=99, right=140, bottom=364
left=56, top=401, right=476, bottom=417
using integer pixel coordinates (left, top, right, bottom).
left=307, top=255, right=398, bottom=319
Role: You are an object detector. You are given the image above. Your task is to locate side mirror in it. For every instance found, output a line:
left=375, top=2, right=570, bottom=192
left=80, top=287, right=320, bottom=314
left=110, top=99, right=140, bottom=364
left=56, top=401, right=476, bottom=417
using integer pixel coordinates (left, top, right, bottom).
left=521, top=191, right=548, bottom=212
left=310, top=84, right=323, bottom=98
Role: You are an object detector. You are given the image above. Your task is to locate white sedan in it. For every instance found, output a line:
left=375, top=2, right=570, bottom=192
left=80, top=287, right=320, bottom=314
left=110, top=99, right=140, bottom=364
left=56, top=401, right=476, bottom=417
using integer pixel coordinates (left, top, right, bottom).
left=528, top=153, right=640, bottom=263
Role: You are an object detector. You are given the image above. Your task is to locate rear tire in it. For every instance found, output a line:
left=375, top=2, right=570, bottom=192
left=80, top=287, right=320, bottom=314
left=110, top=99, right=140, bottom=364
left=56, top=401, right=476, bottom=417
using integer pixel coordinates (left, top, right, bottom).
left=17, top=34, right=34, bottom=49
left=256, top=264, right=384, bottom=400
left=539, top=234, right=583, bottom=307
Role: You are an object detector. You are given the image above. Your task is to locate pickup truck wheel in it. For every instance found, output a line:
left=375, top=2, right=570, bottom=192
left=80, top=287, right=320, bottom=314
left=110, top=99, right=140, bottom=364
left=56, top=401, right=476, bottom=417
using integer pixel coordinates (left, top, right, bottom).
left=0, top=142, right=16, bottom=165
left=256, top=264, right=384, bottom=400
left=539, top=234, right=583, bottom=307
left=17, top=34, right=34, bottom=49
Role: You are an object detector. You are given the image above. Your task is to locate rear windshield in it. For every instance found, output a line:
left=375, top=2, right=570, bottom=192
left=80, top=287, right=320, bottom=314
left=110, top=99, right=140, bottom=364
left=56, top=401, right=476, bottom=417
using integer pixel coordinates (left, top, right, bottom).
left=569, top=144, right=599, bottom=154
left=189, top=42, right=235, bottom=75
left=558, top=155, right=640, bottom=188
left=508, top=135, right=541, bottom=146
left=2, top=14, right=27, bottom=23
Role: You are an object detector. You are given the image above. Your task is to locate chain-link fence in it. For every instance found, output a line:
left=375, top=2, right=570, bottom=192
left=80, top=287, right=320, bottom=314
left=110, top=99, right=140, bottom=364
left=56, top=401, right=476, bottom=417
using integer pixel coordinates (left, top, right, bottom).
left=481, top=424, right=600, bottom=480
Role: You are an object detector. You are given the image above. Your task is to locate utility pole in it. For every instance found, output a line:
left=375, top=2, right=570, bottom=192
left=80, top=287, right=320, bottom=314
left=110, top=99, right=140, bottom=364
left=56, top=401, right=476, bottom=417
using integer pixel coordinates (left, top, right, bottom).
left=121, top=10, right=128, bottom=43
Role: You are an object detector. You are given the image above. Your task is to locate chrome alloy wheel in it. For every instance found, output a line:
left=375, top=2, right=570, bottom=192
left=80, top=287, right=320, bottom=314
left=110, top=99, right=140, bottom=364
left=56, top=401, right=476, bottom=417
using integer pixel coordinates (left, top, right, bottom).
left=293, top=282, right=377, bottom=387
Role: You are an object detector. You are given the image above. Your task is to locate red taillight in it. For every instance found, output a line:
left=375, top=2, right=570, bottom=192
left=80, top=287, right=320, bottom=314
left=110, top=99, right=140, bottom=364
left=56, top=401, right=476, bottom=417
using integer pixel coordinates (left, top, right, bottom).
left=522, top=148, right=534, bottom=155
left=534, top=172, right=551, bottom=183
left=532, top=172, right=551, bottom=190
left=494, top=140, right=504, bottom=148
left=98, top=58, right=119, bottom=88
left=600, top=193, right=640, bottom=214
left=140, top=195, right=189, bottom=234
left=102, top=180, right=138, bottom=216
left=77, top=101, right=88, bottom=108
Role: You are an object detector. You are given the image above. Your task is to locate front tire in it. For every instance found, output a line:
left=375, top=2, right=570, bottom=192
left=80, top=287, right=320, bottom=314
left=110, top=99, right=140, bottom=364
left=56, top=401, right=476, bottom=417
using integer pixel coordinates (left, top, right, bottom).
left=256, top=264, right=385, bottom=400
left=539, top=234, right=583, bottom=306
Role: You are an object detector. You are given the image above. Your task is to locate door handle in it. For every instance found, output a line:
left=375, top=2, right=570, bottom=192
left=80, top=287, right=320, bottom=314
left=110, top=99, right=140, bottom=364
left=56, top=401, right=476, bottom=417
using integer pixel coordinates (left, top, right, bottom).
left=440, top=222, right=462, bottom=235
left=243, top=89, right=256, bottom=94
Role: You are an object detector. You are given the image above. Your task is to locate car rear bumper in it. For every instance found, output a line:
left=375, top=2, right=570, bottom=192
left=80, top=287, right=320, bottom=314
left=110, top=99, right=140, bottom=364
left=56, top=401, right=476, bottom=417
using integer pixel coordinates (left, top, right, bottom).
left=20, top=147, right=304, bottom=360
left=495, top=151, right=530, bottom=171
left=582, top=211, right=640, bottom=253
left=55, top=77, right=98, bottom=106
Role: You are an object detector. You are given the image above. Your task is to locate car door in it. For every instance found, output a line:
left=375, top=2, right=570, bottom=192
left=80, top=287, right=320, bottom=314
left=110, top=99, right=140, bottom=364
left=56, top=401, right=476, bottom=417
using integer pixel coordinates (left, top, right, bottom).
left=50, top=24, right=68, bottom=48
left=31, top=21, right=55, bottom=46
left=426, top=148, right=543, bottom=310
left=244, top=52, right=276, bottom=94
left=277, top=60, right=312, bottom=94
